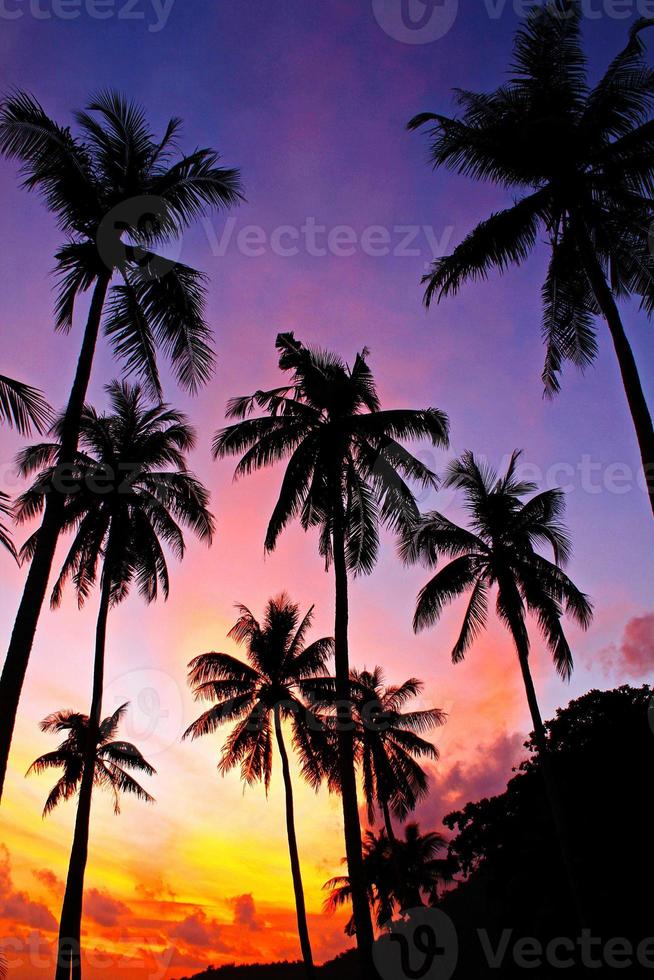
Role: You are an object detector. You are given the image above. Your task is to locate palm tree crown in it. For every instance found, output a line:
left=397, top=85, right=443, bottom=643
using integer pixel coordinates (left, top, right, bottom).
left=28, top=703, right=155, bottom=816
left=15, top=380, right=214, bottom=608
left=0, top=89, right=243, bottom=397
left=184, top=594, right=333, bottom=788
left=213, top=332, right=449, bottom=573
left=324, top=823, right=451, bottom=932
left=403, top=450, right=593, bottom=679
left=308, top=667, right=445, bottom=826
left=410, top=6, right=654, bottom=391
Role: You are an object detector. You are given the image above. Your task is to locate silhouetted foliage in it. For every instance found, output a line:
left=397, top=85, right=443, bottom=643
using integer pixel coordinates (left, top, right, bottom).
left=409, top=3, right=654, bottom=516
left=185, top=594, right=334, bottom=978
left=28, top=703, right=155, bottom=815
left=324, top=823, right=452, bottom=935
left=441, top=685, right=654, bottom=976
left=213, top=332, right=450, bottom=966
left=306, top=667, right=445, bottom=830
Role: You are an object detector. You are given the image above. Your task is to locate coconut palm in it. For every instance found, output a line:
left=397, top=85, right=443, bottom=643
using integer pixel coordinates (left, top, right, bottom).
left=184, top=595, right=333, bottom=980
left=0, top=373, right=53, bottom=559
left=307, top=668, right=445, bottom=841
left=0, top=90, right=241, bottom=798
left=28, top=705, right=154, bottom=977
left=0, top=374, right=52, bottom=435
left=16, top=380, right=213, bottom=979
left=409, top=5, right=654, bottom=517
left=324, top=824, right=451, bottom=933
left=212, top=332, right=449, bottom=975
left=402, top=449, right=592, bottom=918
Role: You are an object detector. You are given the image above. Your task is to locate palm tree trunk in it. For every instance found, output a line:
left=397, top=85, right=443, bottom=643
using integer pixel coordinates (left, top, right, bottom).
left=55, top=544, right=113, bottom=980
left=331, top=494, right=376, bottom=979
left=381, top=800, right=397, bottom=845
left=572, top=216, right=654, bottom=519
left=273, top=706, right=315, bottom=980
left=0, top=272, right=111, bottom=803
left=515, top=641, right=587, bottom=928
left=381, top=799, right=407, bottom=915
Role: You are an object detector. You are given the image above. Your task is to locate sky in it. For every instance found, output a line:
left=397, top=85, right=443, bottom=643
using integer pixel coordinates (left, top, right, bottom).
left=1, top=0, right=653, bottom=976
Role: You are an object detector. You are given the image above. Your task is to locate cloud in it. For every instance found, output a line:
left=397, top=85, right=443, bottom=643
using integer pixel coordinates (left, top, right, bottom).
left=85, top=889, right=131, bottom=928
left=230, top=893, right=261, bottom=932
left=134, top=875, right=177, bottom=902
left=170, top=910, right=230, bottom=952
left=32, top=868, right=63, bottom=893
left=0, top=845, right=58, bottom=933
left=594, top=613, right=654, bottom=680
left=415, top=731, right=526, bottom=829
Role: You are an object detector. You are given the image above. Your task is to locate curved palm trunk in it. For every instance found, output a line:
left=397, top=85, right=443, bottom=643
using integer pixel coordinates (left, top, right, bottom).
left=511, top=627, right=587, bottom=928
left=331, top=495, right=376, bottom=980
left=55, top=549, right=113, bottom=980
left=273, top=706, right=315, bottom=980
left=572, top=216, right=654, bottom=519
left=0, top=273, right=111, bottom=803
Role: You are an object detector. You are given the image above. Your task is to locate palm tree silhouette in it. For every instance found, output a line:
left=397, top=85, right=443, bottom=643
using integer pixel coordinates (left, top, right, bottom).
left=212, top=332, right=449, bottom=976
left=409, top=5, right=654, bottom=517
left=184, top=594, right=333, bottom=980
left=0, top=374, right=53, bottom=559
left=402, top=450, right=592, bottom=918
left=17, top=381, right=213, bottom=979
left=308, top=668, right=444, bottom=842
left=0, top=90, right=241, bottom=798
left=324, top=823, right=451, bottom=933
left=28, top=704, right=154, bottom=977
left=0, top=374, right=52, bottom=435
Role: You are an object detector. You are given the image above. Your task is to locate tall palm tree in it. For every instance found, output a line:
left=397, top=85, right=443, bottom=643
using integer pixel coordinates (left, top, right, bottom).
left=402, top=449, right=592, bottom=919
left=212, top=332, right=449, bottom=977
left=307, top=668, right=445, bottom=842
left=0, top=373, right=53, bottom=559
left=0, top=90, right=241, bottom=798
left=28, top=705, right=154, bottom=977
left=16, top=381, right=213, bottom=979
left=184, top=595, right=333, bottom=980
left=409, top=4, right=654, bottom=517
left=324, top=824, right=451, bottom=933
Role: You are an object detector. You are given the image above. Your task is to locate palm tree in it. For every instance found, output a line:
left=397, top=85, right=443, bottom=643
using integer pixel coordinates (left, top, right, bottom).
left=0, top=373, right=53, bottom=559
left=16, top=381, right=213, bottom=979
left=184, top=595, right=333, bottom=980
left=0, top=374, right=52, bottom=435
left=307, top=668, right=445, bottom=842
left=324, top=824, right=451, bottom=933
left=402, top=449, right=592, bottom=919
left=409, top=5, right=654, bottom=517
left=0, top=90, right=241, bottom=798
left=28, top=705, right=154, bottom=977
left=212, top=332, right=449, bottom=976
